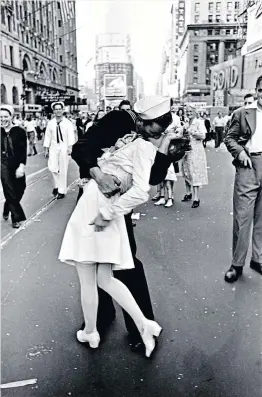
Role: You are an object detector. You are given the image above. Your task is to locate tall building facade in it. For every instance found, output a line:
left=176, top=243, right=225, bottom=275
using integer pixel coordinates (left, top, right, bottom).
left=210, top=0, right=262, bottom=107
left=1, top=0, right=79, bottom=115
left=95, top=33, right=135, bottom=108
left=176, top=0, right=247, bottom=105
left=170, top=1, right=186, bottom=85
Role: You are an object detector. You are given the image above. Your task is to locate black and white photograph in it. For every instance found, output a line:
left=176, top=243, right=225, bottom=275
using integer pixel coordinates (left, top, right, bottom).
left=1, top=0, right=262, bottom=396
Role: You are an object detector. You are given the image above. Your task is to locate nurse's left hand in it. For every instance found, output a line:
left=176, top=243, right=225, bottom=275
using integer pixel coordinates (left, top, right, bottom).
left=90, top=214, right=110, bottom=232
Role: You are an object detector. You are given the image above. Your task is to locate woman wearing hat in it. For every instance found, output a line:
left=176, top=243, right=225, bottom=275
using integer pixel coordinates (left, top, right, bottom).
left=0, top=105, right=27, bottom=228
left=44, top=101, right=75, bottom=199
left=181, top=106, right=208, bottom=208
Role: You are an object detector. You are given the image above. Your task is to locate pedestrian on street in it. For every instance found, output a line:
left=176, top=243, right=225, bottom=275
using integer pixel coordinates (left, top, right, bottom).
left=153, top=163, right=177, bottom=208
left=202, top=113, right=211, bottom=148
left=224, top=75, right=262, bottom=283
left=177, top=107, right=185, bottom=125
left=213, top=111, right=226, bottom=148
left=71, top=97, right=187, bottom=353
left=44, top=101, right=75, bottom=200
left=119, top=100, right=132, bottom=111
left=24, top=115, right=37, bottom=156
left=36, top=118, right=46, bottom=141
left=0, top=105, right=27, bottom=229
left=181, top=106, right=208, bottom=208
left=84, top=113, right=96, bottom=133
left=154, top=103, right=181, bottom=207
left=244, top=93, right=255, bottom=107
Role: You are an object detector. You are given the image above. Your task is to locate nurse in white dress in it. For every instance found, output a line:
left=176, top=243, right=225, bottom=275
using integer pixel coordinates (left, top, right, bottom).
left=59, top=97, right=177, bottom=357
left=44, top=102, right=75, bottom=199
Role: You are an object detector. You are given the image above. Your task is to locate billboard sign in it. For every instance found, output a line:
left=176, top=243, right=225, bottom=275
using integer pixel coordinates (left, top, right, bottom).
left=104, top=74, right=126, bottom=97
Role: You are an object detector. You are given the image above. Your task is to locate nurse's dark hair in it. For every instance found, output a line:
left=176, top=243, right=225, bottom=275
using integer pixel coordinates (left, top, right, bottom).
left=256, top=75, right=262, bottom=88
left=140, top=111, right=172, bottom=130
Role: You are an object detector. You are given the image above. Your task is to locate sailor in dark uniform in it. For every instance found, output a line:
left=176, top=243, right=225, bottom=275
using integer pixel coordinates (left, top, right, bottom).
left=1, top=105, right=27, bottom=229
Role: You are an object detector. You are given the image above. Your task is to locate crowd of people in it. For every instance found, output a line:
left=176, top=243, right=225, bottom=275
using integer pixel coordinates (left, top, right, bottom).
left=1, top=76, right=261, bottom=358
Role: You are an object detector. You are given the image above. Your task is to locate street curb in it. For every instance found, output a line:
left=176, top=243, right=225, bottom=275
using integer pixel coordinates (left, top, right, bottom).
left=0, top=178, right=79, bottom=250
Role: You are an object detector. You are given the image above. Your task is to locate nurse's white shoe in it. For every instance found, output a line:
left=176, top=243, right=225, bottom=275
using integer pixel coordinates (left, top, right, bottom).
left=76, top=330, right=100, bottom=348
left=140, top=320, right=162, bottom=358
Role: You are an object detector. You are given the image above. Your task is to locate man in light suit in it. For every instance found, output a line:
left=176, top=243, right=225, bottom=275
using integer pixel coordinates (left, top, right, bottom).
left=224, top=75, right=262, bottom=283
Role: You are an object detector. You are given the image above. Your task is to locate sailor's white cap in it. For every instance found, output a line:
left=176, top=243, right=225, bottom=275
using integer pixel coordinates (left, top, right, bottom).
left=51, top=101, right=65, bottom=111
left=134, top=96, right=170, bottom=120
left=0, top=104, right=14, bottom=117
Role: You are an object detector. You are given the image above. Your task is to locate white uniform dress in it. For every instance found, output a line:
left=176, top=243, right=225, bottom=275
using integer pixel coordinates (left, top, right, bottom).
left=44, top=117, right=75, bottom=194
left=59, top=137, right=157, bottom=270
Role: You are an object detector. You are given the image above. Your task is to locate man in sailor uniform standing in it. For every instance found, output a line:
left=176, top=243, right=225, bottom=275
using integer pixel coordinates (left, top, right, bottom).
left=44, top=102, right=75, bottom=199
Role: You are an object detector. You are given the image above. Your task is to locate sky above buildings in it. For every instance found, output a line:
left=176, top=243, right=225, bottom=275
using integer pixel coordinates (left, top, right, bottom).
left=76, top=0, right=172, bottom=95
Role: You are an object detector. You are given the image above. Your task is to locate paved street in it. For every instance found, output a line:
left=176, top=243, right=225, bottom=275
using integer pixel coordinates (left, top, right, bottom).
left=1, top=144, right=261, bottom=397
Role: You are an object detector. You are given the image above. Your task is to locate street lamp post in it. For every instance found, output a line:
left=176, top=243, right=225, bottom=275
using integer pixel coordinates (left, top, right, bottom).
left=21, top=71, right=26, bottom=119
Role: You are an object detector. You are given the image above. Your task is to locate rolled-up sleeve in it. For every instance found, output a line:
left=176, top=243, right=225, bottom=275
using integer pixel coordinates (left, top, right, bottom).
left=99, top=139, right=156, bottom=220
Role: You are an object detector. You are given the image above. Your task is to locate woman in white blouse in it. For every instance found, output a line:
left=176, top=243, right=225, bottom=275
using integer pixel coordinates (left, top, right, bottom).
left=59, top=97, right=178, bottom=357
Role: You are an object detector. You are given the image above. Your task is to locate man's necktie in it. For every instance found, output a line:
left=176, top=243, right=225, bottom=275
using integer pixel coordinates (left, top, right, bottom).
left=56, top=121, right=63, bottom=143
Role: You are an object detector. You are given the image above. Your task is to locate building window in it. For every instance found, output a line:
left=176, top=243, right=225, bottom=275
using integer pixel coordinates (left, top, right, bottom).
left=194, top=44, right=199, bottom=52
left=216, top=15, right=221, bottom=22
left=4, top=45, right=7, bottom=59
left=15, top=2, right=19, bottom=18
left=194, top=55, right=199, bottom=63
left=57, top=1, right=61, bottom=9
left=59, top=38, right=62, bottom=45
left=12, top=87, right=19, bottom=105
left=1, top=84, right=7, bottom=103
left=226, top=14, right=231, bottom=21
left=7, top=15, right=12, bottom=32
left=233, top=28, right=238, bottom=34
left=195, top=2, right=200, bottom=12
left=208, top=2, right=214, bottom=12
left=215, top=29, right=220, bottom=35
left=234, top=13, right=238, bottom=21
left=227, top=1, right=232, bottom=11
left=193, top=66, right=198, bottom=72
left=226, top=29, right=231, bottom=35
left=208, top=15, right=213, bottom=22
left=235, top=1, right=240, bottom=9
left=1, top=7, right=5, bottom=24
left=26, top=34, right=29, bottom=44
left=193, top=76, right=198, bottom=84
left=13, top=17, right=16, bottom=31
left=58, top=19, right=61, bottom=27
left=216, top=2, right=221, bottom=11
left=20, top=5, right=23, bottom=19
left=10, top=46, right=14, bottom=66
left=60, top=55, right=63, bottom=62
left=195, top=14, right=199, bottom=23
left=208, top=29, right=213, bottom=36
left=34, top=39, right=37, bottom=49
